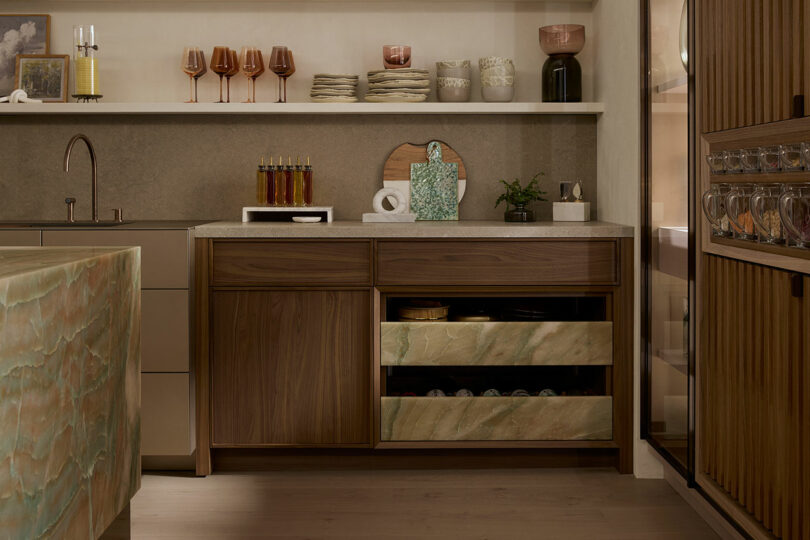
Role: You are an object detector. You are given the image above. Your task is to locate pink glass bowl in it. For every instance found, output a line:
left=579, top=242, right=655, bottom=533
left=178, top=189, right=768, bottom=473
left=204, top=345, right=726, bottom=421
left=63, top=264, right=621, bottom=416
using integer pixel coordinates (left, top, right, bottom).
left=539, top=24, right=585, bottom=55
left=383, top=45, right=411, bottom=69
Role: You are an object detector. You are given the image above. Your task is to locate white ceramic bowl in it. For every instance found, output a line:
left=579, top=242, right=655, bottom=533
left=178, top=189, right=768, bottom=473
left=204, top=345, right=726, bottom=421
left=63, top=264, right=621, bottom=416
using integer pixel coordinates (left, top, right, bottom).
left=481, top=86, right=515, bottom=102
left=481, top=75, right=515, bottom=88
left=478, top=56, right=514, bottom=71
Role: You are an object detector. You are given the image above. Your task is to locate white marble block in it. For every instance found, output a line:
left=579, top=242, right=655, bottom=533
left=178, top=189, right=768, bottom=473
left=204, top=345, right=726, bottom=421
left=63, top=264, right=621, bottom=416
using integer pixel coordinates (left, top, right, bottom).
left=553, top=202, right=591, bottom=222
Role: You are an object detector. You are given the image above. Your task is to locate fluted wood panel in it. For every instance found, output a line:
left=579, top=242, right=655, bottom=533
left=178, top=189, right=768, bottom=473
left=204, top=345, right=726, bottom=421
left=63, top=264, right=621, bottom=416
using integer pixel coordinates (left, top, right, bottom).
left=699, top=0, right=808, bottom=133
left=701, top=255, right=808, bottom=539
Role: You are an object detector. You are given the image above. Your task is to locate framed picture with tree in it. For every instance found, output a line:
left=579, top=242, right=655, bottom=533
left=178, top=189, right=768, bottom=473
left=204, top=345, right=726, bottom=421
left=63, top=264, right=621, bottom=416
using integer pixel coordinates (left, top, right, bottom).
left=15, top=54, right=68, bottom=102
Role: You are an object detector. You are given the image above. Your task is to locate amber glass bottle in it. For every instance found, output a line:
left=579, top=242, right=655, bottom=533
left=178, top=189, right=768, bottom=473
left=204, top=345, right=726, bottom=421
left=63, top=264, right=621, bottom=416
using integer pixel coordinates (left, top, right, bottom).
left=293, top=157, right=304, bottom=206
left=284, top=156, right=294, bottom=206
left=274, top=155, right=285, bottom=206
left=266, top=156, right=276, bottom=206
left=303, top=156, right=313, bottom=206
left=256, top=157, right=266, bottom=204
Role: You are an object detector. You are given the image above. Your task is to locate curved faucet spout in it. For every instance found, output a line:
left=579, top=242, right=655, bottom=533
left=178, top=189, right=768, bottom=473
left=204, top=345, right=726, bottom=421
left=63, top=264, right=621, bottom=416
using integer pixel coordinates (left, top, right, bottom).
left=64, top=134, right=99, bottom=222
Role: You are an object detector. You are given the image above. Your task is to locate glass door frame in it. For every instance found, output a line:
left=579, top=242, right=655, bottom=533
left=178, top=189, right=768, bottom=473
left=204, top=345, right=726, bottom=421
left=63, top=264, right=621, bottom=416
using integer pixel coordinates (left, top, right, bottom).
left=639, top=0, right=697, bottom=484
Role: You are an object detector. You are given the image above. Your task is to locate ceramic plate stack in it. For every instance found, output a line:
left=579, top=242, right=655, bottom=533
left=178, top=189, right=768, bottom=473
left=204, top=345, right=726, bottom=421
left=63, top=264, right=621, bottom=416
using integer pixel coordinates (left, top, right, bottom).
left=310, top=73, right=359, bottom=103
left=365, top=68, right=430, bottom=102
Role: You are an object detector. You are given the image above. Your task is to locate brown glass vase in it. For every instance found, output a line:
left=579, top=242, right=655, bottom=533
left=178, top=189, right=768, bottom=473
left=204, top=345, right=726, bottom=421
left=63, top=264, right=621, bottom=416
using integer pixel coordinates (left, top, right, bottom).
left=504, top=203, right=535, bottom=222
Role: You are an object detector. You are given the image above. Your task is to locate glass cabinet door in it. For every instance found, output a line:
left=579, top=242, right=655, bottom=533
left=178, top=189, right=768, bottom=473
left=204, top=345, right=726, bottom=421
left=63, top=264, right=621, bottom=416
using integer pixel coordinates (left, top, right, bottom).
left=642, top=0, right=693, bottom=475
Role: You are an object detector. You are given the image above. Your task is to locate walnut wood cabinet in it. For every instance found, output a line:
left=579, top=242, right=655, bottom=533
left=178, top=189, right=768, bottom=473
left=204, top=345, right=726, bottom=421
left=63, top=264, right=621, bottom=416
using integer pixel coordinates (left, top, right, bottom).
left=700, top=255, right=809, bottom=539
left=196, top=237, right=633, bottom=476
left=211, top=289, right=370, bottom=446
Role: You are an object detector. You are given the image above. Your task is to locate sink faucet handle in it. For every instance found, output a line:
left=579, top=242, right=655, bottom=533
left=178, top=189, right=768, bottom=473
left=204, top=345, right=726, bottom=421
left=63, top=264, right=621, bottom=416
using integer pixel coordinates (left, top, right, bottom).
left=112, top=208, right=123, bottom=223
left=65, top=197, right=76, bottom=223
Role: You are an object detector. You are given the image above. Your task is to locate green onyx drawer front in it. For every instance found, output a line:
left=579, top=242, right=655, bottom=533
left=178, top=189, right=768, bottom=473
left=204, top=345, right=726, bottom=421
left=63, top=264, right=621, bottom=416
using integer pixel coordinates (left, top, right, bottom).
left=380, top=321, right=613, bottom=366
left=380, top=396, right=613, bottom=441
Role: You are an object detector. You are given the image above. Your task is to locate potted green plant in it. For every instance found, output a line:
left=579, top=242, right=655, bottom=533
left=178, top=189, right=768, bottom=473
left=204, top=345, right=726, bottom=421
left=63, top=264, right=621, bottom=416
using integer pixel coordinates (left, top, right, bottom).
left=494, top=173, right=547, bottom=222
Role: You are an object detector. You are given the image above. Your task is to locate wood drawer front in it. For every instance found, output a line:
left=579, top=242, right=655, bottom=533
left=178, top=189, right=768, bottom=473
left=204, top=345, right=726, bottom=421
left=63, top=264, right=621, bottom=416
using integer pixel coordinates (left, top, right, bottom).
left=0, top=230, right=40, bottom=246
left=212, top=241, right=371, bottom=286
left=381, top=321, right=613, bottom=366
left=42, top=230, right=189, bottom=288
left=141, top=290, right=189, bottom=372
left=141, top=373, right=193, bottom=456
left=381, top=396, right=613, bottom=441
left=376, top=240, right=618, bottom=285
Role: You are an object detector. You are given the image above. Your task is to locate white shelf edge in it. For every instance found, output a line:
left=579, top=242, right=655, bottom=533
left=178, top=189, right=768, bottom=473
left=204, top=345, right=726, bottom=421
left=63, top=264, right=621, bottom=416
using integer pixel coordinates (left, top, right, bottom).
left=0, top=102, right=605, bottom=116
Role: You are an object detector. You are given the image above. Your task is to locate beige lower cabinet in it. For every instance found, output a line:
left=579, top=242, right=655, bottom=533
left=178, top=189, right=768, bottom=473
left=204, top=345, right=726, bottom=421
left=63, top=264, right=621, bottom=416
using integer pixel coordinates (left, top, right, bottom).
left=141, top=373, right=193, bottom=455
left=141, top=290, right=189, bottom=372
left=0, top=230, right=40, bottom=246
left=42, top=228, right=196, bottom=465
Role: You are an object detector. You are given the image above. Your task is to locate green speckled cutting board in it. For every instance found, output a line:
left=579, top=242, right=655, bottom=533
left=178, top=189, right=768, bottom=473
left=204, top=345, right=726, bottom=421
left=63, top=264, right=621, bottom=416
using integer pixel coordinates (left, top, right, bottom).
left=409, top=141, right=459, bottom=221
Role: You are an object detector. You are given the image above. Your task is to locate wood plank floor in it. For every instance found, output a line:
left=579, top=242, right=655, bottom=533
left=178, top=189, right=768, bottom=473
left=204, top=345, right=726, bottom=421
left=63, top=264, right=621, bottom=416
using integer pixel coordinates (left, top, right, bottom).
left=131, top=468, right=719, bottom=539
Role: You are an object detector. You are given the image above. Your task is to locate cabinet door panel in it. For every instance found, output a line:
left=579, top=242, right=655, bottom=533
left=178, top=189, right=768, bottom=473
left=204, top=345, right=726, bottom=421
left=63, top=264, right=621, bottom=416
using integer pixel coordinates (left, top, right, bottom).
left=212, top=290, right=370, bottom=446
left=0, top=230, right=40, bottom=246
left=141, top=290, right=189, bottom=372
left=700, top=255, right=807, bottom=539
left=141, top=373, right=192, bottom=455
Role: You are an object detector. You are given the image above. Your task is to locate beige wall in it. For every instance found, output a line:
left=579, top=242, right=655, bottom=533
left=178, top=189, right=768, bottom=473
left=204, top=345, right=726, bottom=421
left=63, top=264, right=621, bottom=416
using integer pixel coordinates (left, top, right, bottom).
left=3, top=1, right=593, bottom=104
left=0, top=114, right=596, bottom=222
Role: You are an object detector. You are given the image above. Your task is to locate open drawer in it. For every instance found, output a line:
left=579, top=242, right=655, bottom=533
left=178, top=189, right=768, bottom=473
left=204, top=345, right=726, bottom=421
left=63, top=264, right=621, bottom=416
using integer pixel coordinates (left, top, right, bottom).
left=381, top=396, right=613, bottom=441
left=381, top=321, right=613, bottom=366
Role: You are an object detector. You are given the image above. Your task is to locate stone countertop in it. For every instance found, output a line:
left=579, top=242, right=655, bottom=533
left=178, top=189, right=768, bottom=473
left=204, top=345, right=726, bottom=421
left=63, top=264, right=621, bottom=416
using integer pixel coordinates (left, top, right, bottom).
left=0, top=246, right=138, bottom=281
left=193, top=220, right=634, bottom=238
left=0, top=245, right=141, bottom=538
left=0, top=220, right=212, bottom=230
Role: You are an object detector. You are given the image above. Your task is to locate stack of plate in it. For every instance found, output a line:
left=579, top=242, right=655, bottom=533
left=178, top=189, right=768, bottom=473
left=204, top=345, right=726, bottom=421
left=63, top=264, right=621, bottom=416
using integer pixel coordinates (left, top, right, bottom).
left=365, top=68, right=430, bottom=102
left=310, top=73, right=359, bottom=103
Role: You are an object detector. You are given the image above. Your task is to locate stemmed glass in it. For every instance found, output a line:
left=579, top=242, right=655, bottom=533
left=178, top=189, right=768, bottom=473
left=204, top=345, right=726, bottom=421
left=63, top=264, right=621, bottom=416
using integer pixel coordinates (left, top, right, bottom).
left=181, top=47, right=204, bottom=103
left=240, top=46, right=264, bottom=103
left=210, top=46, right=233, bottom=103
left=225, top=49, right=239, bottom=103
left=270, top=46, right=294, bottom=103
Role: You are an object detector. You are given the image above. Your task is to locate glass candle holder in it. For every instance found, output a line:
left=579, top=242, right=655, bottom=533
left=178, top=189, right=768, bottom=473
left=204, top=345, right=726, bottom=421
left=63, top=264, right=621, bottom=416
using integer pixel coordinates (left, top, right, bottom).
left=73, top=25, right=99, bottom=97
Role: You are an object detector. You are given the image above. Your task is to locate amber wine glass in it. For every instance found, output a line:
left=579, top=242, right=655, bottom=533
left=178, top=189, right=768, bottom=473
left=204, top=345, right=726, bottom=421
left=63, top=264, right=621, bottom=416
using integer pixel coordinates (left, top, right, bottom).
left=210, top=46, right=232, bottom=103
left=240, top=46, right=264, bottom=103
left=282, top=50, right=295, bottom=103
left=269, top=46, right=290, bottom=103
left=181, top=47, right=203, bottom=103
left=225, top=49, right=239, bottom=103
left=193, top=50, right=207, bottom=102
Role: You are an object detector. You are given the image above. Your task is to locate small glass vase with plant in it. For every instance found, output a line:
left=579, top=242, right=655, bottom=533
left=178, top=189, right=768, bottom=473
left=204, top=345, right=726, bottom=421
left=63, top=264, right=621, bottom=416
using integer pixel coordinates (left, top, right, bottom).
left=494, top=173, right=547, bottom=222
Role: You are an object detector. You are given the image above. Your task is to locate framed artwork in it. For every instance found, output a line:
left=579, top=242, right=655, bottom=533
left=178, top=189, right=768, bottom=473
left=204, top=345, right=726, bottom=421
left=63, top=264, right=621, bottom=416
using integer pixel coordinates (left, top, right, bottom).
left=0, top=14, right=50, bottom=96
left=15, top=54, right=68, bottom=102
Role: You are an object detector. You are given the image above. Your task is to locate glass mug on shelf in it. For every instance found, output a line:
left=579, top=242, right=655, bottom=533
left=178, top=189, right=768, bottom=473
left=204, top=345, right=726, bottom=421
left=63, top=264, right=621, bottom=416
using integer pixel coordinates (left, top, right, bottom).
left=725, top=183, right=757, bottom=240
left=759, top=145, right=781, bottom=172
left=706, top=151, right=725, bottom=174
left=701, top=183, right=732, bottom=237
left=722, top=150, right=743, bottom=174
left=779, top=143, right=804, bottom=172
left=740, top=147, right=761, bottom=173
left=750, top=183, right=785, bottom=244
left=778, top=183, right=810, bottom=248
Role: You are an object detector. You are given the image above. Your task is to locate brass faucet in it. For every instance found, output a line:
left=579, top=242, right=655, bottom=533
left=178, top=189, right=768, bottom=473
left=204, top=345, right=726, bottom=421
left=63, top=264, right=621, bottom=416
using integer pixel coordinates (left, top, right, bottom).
left=63, top=134, right=99, bottom=222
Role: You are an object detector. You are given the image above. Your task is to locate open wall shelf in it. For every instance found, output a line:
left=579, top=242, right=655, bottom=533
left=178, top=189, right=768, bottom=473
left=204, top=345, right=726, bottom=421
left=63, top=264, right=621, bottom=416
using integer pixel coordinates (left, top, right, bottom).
left=0, top=102, right=605, bottom=116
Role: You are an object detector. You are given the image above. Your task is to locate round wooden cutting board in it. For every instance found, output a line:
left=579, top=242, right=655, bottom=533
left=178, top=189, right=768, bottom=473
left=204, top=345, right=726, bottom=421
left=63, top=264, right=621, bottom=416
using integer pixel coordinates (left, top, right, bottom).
left=382, top=141, right=467, bottom=209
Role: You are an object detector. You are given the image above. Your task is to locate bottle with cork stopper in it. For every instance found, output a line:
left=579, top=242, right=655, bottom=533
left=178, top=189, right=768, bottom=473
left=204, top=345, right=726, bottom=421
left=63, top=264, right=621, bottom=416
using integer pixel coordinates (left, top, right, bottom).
left=256, top=157, right=267, bottom=205
left=293, top=156, right=304, bottom=207
left=284, top=156, right=294, bottom=206
left=303, top=156, right=313, bottom=206
left=266, top=156, right=277, bottom=206
left=274, top=155, right=285, bottom=206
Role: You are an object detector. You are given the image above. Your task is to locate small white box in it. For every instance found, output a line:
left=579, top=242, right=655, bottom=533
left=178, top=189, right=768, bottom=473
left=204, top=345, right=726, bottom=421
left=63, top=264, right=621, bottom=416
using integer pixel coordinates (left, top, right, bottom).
left=553, top=202, right=591, bottom=222
left=242, top=206, right=333, bottom=223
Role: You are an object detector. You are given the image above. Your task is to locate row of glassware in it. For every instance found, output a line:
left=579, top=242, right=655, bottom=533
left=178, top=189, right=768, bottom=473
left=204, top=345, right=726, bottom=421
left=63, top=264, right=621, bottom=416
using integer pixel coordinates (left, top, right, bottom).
left=701, top=183, right=810, bottom=247
left=181, top=46, right=295, bottom=104
left=706, top=143, right=810, bottom=174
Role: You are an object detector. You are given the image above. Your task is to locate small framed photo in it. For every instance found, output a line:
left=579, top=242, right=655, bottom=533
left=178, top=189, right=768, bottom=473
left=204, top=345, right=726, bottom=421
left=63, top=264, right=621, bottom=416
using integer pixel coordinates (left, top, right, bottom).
left=15, top=54, right=69, bottom=102
left=0, top=14, right=50, bottom=96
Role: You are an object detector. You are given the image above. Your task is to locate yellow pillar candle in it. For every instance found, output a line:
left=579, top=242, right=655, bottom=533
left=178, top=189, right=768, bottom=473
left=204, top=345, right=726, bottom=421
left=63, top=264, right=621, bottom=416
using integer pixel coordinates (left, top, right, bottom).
left=75, top=56, right=98, bottom=95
